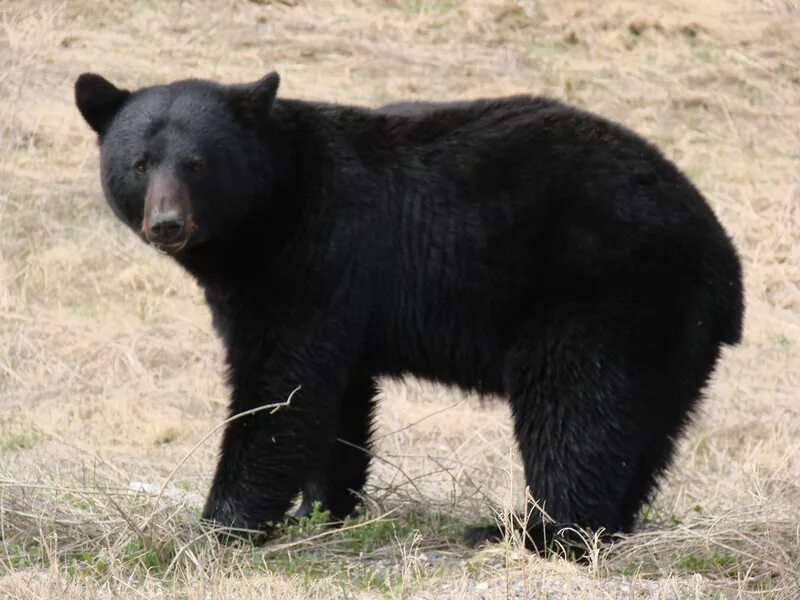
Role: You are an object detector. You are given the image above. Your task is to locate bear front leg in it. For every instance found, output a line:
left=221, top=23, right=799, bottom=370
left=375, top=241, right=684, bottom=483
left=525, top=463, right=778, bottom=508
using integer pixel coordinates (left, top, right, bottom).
left=296, top=372, right=378, bottom=519
left=202, top=324, right=358, bottom=533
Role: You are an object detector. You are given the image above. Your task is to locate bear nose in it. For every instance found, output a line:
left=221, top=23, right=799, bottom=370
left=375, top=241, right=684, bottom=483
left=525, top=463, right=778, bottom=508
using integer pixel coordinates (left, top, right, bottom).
left=148, top=211, right=185, bottom=241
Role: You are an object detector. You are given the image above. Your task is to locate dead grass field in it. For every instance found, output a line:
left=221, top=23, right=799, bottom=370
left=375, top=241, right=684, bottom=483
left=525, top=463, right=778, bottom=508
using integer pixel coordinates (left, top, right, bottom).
left=0, top=0, right=798, bottom=598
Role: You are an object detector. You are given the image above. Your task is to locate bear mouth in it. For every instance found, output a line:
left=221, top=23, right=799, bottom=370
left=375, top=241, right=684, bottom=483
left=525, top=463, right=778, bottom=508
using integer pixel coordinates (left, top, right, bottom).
left=152, top=239, right=189, bottom=255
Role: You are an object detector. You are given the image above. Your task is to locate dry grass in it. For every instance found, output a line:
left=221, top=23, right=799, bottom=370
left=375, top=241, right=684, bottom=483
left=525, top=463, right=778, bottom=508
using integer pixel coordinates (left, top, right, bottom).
left=1, top=0, right=799, bottom=597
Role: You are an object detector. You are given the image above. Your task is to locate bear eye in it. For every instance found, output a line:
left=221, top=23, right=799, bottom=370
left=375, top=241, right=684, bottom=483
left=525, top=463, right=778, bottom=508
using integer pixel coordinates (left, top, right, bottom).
left=133, top=154, right=149, bottom=174
left=184, top=158, right=204, bottom=174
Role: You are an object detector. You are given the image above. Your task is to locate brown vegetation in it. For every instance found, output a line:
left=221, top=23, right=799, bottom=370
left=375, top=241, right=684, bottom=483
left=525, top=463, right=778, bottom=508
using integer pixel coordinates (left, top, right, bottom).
left=0, top=0, right=798, bottom=597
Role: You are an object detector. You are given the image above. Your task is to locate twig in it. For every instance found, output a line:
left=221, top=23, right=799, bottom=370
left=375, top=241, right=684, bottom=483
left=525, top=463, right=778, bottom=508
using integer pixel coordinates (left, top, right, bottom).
left=143, top=386, right=301, bottom=529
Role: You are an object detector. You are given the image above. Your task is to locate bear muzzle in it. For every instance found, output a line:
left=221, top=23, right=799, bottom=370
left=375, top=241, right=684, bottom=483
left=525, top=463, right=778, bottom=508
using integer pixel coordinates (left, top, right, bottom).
left=142, top=174, right=197, bottom=254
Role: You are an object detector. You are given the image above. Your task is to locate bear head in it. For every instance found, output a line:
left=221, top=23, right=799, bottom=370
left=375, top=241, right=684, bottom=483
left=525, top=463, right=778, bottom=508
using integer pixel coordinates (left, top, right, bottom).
left=74, top=72, right=280, bottom=254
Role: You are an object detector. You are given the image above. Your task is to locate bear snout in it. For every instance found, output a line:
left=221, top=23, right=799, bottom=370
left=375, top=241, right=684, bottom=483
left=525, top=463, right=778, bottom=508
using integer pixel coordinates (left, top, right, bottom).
left=142, top=174, right=196, bottom=253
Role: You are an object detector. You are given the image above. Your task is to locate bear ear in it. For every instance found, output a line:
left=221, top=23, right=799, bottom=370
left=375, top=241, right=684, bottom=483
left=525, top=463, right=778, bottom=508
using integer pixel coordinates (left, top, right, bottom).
left=75, top=73, right=131, bottom=136
left=227, top=71, right=280, bottom=119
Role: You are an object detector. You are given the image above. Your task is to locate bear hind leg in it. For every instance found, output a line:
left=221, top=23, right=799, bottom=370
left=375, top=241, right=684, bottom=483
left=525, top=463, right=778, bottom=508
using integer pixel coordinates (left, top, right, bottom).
left=466, top=302, right=698, bottom=557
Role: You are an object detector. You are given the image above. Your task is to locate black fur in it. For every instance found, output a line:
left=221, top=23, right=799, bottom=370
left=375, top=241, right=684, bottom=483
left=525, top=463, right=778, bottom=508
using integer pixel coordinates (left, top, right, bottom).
left=75, top=72, right=744, bottom=554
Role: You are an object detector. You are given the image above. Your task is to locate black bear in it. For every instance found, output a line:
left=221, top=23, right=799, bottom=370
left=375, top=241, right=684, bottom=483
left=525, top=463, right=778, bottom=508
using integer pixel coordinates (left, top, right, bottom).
left=75, top=71, right=743, bottom=554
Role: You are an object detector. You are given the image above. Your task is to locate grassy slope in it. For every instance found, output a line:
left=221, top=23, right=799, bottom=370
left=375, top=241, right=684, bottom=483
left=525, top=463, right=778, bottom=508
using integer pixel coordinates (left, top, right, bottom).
left=0, top=0, right=798, bottom=597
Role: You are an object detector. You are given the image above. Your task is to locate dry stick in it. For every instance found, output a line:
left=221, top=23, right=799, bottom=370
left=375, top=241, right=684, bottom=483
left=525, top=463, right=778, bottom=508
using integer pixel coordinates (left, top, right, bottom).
left=106, top=493, right=148, bottom=543
left=423, top=453, right=486, bottom=511
left=379, top=446, right=494, bottom=506
left=141, top=386, right=301, bottom=530
left=0, top=479, right=136, bottom=497
left=0, top=507, right=101, bottom=527
left=335, top=438, right=427, bottom=502
left=373, top=399, right=464, bottom=441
